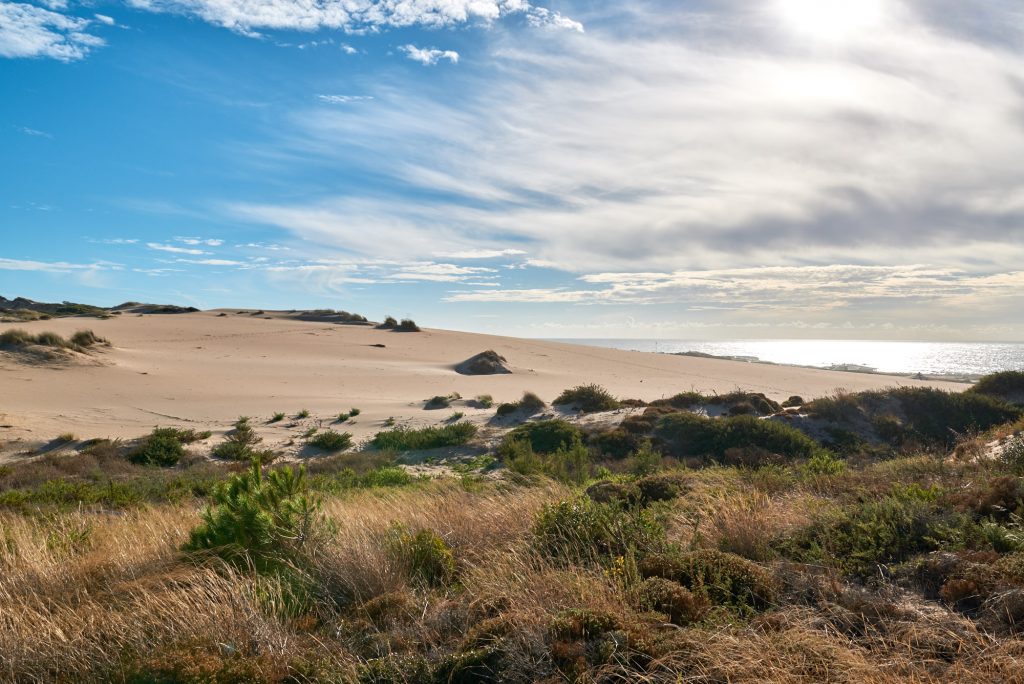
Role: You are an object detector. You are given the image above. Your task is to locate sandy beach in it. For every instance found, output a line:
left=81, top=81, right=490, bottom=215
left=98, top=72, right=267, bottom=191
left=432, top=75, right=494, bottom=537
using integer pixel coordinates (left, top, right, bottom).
left=0, top=311, right=966, bottom=457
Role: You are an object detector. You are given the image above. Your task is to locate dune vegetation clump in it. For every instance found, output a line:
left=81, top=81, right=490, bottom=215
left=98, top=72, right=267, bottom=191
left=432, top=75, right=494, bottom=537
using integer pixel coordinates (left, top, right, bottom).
left=496, top=391, right=546, bottom=417
left=211, top=417, right=264, bottom=461
left=969, top=371, right=1024, bottom=405
left=0, top=328, right=108, bottom=354
left=308, top=429, right=353, bottom=452
left=372, top=421, right=478, bottom=451
left=554, top=384, right=620, bottom=413
left=128, top=427, right=205, bottom=467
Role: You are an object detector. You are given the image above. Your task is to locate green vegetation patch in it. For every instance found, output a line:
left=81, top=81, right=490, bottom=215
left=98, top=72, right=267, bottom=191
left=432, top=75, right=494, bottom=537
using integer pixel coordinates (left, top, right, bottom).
left=553, top=384, right=620, bottom=413
left=372, top=422, right=478, bottom=451
left=654, top=412, right=825, bottom=463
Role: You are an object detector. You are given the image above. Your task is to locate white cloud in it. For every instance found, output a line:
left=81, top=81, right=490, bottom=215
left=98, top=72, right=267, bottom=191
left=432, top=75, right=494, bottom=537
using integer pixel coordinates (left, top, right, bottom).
left=93, top=13, right=115, bottom=25
left=340, top=43, right=357, bottom=54
left=146, top=242, right=208, bottom=255
left=16, top=125, right=52, bottom=138
left=178, top=258, right=245, bottom=266
left=101, top=238, right=139, bottom=244
left=176, top=237, right=224, bottom=246
left=123, top=0, right=580, bottom=36
left=400, top=44, right=459, bottom=65
left=0, top=257, right=114, bottom=273
left=0, top=2, right=105, bottom=61
left=242, top=1, right=1024, bottom=283
left=316, top=94, right=374, bottom=104
left=439, top=248, right=527, bottom=259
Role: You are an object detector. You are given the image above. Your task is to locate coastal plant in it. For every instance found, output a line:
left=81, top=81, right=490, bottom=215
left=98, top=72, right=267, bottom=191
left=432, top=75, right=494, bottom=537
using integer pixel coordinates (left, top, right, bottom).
left=386, top=523, right=456, bottom=586
left=212, top=417, right=263, bottom=461
left=296, top=409, right=310, bottom=419
left=474, top=394, right=494, bottom=409
left=184, top=460, right=322, bottom=574
left=269, top=412, right=286, bottom=423
left=349, top=407, right=361, bottom=417
left=496, top=391, right=546, bottom=416
left=372, top=422, right=478, bottom=451
left=128, top=427, right=187, bottom=467
left=308, top=430, right=353, bottom=452
left=396, top=318, right=421, bottom=332
left=638, top=549, right=776, bottom=613
left=376, top=315, right=399, bottom=329
left=506, top=419, right=582, bottom=454
left=554, top=384, right=620, bottom=413
left=532, top=496, right=667, bottom=564
left=654, top=412, right=824, bottom=463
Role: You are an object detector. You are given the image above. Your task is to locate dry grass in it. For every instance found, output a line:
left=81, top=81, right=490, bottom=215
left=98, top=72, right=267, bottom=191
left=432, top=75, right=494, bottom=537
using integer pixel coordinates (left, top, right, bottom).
left=3, top=453, right=1024, bottom=682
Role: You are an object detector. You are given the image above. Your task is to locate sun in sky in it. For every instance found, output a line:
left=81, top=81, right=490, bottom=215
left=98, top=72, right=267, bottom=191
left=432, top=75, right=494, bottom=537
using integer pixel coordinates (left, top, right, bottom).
left=776, top=0, right=888, bottom=41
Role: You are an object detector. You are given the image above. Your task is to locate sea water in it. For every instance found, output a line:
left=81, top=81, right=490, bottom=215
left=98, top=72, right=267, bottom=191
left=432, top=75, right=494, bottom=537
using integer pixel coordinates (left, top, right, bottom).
left=552, top=339, right=1024, bottom=378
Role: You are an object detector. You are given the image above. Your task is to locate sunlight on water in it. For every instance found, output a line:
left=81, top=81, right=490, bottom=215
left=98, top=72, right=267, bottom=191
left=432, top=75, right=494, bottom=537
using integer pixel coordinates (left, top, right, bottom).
left=554, top=339, right=1024, bottom=378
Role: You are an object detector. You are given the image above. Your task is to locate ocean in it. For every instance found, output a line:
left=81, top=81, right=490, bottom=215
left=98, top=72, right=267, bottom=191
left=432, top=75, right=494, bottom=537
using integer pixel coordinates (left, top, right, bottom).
left=551, top=339, right=1024, bottom=379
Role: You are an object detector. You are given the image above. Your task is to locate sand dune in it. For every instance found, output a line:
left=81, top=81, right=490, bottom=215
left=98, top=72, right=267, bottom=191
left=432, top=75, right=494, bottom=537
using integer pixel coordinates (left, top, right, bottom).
left=0, top=311, right=965, bottom=458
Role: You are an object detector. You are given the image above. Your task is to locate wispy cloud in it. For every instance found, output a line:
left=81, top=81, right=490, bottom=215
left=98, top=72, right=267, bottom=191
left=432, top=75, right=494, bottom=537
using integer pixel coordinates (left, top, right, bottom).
left=439, top=248, right=527, bottom=259
left=122, top=0, right=580, bottom=36
left=146, top=242, right=208, bottom=255
left=16, top=125, right=52, bottom=138
left=316, top=94, right=374, bottom=104
left=0, top=2, right=104, bottom=61
left=0, top=257, right=116, bottom=273
left=400, top=45, right=459, bottom=66
left=176, top=237, right=223, bottom=246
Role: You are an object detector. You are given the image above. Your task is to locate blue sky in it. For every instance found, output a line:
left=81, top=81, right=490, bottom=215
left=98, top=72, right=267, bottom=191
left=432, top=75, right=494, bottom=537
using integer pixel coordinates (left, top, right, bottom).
left=2, top=0, right=1023, bottom=340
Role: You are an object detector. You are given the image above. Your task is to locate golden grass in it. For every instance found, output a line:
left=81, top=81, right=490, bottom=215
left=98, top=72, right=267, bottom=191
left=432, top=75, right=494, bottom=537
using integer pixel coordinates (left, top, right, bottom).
left=1, top=470, right=1022, bottom=683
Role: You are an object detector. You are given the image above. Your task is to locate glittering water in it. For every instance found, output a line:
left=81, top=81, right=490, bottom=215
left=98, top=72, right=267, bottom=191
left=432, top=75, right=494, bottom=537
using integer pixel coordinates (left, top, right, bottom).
left=553, top=339, right=1024, bottom=378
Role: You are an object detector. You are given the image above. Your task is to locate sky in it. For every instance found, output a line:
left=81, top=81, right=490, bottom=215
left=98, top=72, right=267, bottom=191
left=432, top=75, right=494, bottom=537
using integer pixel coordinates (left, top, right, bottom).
left=2, top=0, right=1023, bottom=341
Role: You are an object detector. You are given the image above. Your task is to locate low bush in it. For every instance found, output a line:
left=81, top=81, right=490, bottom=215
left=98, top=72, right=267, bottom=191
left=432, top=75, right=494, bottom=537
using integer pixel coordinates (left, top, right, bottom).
left=184, top=461, right=322, bottom=573
left=372, top=422, right=478, bottom=451
left=211, top=418, right=263, bottom=461
left=654, top=412, right=824, bottom=463
left=269, top=412, right=285, bottom=423
left=633, top=577, right=709, bottom=625
left=128, top=427, right=188, bottom=466
left=0, top=328, right=107, bottom=352
left=496, top=391, right=547, bottom=417
left=639, top=549, right=776, bottom=613
left=308, top=430, right=353, bottom=452
left=474, top=394, right=494, bottom=409
left=387, top=523, right=456, bottom=586
left=1000, top=436, right=1024, bottom=474
left=554, top=384, right=619, bottom=413
left=376, top=315, right=399, bottom=329
left=590, top=428, right=642, bottom=459
left=970, top=371, right=1024, bottom=404
left=532, top=496, right=667, bottom=564
left=778, top=484, right=974, bottom=577
left=506, top=419, right=582, bottom=454
left=396, top=318, right=421, bottom=332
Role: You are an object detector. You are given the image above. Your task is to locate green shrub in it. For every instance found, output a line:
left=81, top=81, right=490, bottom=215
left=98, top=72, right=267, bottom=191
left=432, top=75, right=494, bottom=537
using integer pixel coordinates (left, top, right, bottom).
left=128, top=428, right=186, bottom=467
left=211, top=418, right=263, bottom=460
left=337, top=412, right=350, bottom=422
left=507, top=419, right=582, bottom=454
left=396, top=318, right=421, bottom=332
left=554, top=384, right=619, bottom=413
left=349, top=407, right=361, bottom=417
left=778, top=484, right=973, bottom=577
left=1000, top=437, right=1024, bottom=474
left=308, top=430, right=353, bottom=452
left=425, top=395, right=452, bottom=410
left=184, top=461, right=321, bottom=573
left=628, top=440, right=662, bottom=476
left=802, top=451, right=847, bottom=476
left=970, top=371, right=1024, bottom=403
left=387, top=523, right=456, bottom=586
left=297, top=409, right=310, bottom=419
left=474, top=394, right=494, bottom=409
left=782, top=395, right=804, bottom=408
left=639, top=549, right=776, bottom=613
left=69, top=330, right=106, bottom=348
left=269, top=412, right=286, bottom=423
left=372, top=422, right=478, bottom=451
left=532, top=496, right=667, bottom=564
left=544, top=436, right=592, bottom=485
left=655, top=412, right=824, bottom=463
left=633, top=577, right=709, bottom=624
left=495, top=391, right=546, bottom=416
left=591, top=428, right=642, bottom=459
left=376, top=315, right=399, bottom=330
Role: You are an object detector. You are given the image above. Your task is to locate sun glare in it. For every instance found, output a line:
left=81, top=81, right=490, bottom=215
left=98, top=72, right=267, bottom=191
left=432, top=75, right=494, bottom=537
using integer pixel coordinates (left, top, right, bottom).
left=777, top=0, right=886, bottom=41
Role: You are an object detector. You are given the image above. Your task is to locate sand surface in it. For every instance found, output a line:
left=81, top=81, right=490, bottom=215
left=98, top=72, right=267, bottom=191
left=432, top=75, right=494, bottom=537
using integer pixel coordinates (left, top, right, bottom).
left=0, top=311, right=966, bottom=460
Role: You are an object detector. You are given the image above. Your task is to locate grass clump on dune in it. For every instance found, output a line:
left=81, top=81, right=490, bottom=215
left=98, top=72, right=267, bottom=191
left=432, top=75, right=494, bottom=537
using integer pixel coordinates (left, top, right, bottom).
left=496, top=391, right=546, bottom=417
left=372, top=422, right=478, bottom=451
left=128, top=427, right=204, bottom=467
left=0, top=328, right=108, bottom=353
left=969, top=371, right=1024, bottom=404
left=554, top=384, right=620, bottom=413
left=308, top=429, right=353, bottom=452
left=654, top=412, right=825, bottom=464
